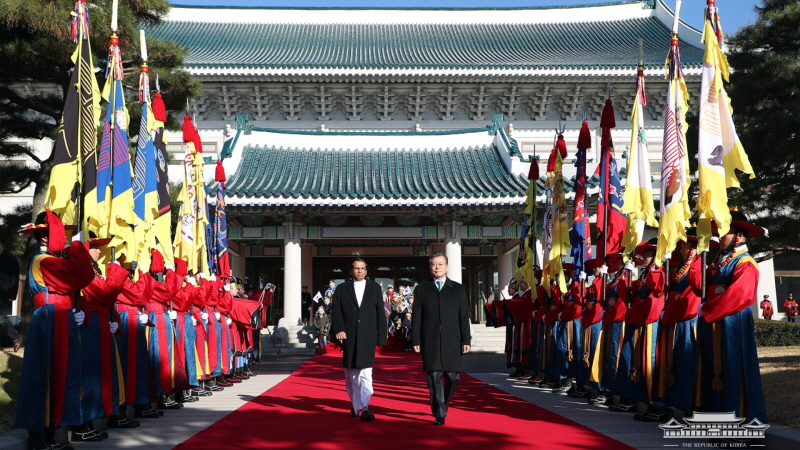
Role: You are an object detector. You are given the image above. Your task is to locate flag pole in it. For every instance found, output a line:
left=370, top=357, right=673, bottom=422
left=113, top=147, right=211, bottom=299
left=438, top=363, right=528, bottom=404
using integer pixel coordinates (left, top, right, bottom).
left=72, top=1, right=92, bottom=313
left=600, top=84, right=612, bottom=306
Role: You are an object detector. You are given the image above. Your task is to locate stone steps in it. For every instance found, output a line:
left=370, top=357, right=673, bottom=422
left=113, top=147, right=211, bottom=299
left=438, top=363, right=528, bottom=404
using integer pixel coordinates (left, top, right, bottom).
left=469, top=324, right=507, bottom=353
left=260, top=325, right=316, bottom=356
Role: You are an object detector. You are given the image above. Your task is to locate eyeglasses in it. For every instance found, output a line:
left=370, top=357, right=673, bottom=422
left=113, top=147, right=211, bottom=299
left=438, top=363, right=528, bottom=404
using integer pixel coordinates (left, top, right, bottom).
left=352, top=267, right=367, bottom=271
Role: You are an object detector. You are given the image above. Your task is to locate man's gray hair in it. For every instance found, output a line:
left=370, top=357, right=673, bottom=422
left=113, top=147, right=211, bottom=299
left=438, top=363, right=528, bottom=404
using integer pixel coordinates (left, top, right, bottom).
left=429, top=253, right=448, bottom=265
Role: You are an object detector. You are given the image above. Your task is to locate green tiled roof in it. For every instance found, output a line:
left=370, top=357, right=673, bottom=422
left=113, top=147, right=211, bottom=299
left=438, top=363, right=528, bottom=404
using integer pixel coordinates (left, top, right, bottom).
left=226, top=145, right=528, bottom=201
left=147, top=17, right=703, bottom=71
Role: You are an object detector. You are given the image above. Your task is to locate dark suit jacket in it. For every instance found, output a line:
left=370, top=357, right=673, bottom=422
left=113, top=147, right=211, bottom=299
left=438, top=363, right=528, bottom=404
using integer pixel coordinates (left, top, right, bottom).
left=411, top=277, right=471, bottom=372
left=331, top=279, right=388, bottom=369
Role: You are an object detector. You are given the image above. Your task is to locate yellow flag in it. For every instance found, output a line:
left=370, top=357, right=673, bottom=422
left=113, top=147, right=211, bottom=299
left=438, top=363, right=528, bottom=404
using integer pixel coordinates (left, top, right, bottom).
left=621, top=74, right=658, bottom=256
left=695, top=20, right=755, bottom=252
left=655, top=40, right=692, bottom=265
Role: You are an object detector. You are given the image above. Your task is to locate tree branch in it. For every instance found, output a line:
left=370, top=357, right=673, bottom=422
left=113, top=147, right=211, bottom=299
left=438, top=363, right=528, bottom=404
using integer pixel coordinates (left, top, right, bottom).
left=20, top=148, right=43, bottom=165
left=4, top=180, right=33, bottom=194
left=0, top=86, right=60, bottom=120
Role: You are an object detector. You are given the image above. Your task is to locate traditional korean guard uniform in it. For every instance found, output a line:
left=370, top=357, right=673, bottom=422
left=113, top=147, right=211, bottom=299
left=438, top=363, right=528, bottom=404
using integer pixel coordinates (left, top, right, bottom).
left=784, top=295, right=797, bottom=323
left=146, top=251, right=182, bottom=407
left=528, top=279, right=548, bottom=384
left=170, top=260, right=200, bottom=398
left=504, top=279, right=534, bottom=378
left=700, top=210, right=767, bottom=423
left=614, top=239, right=664, bottom=413
left=16, top=211, right=95, bottom=450
left=573, top=259, right=604, bottom=398
left=215, top=280, right=236, bottom=383
left=759, top=296, right=773, bottom=320
left=658, top=233, right=703, bottom=414
left=76, top=237, right=129, bottom=439
left=556, top=265, right=584, bottom=392
left=115, top=265, right=157, bottom=417
left=598, top=254, right=630, bottom=400
left=542, top=282, right=563, bottom=387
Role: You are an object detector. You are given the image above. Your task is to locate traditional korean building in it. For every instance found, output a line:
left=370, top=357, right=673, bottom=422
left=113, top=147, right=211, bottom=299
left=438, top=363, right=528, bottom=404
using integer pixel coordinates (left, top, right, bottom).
left=142, top=0, right=710, bottom=324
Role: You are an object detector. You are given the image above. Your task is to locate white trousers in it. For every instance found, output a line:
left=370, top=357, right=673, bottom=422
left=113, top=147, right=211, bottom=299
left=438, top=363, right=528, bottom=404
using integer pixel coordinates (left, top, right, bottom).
left=343, top=367, right=373, bottom=412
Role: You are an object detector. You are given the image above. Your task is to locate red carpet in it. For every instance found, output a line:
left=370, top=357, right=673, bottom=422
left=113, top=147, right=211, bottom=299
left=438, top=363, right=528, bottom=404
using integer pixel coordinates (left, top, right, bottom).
left=176, top=352, right=634, bottom=450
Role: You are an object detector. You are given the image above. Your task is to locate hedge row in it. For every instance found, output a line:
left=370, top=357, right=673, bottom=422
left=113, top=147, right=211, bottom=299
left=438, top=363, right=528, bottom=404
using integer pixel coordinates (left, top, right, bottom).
left=754, top=319, right=800, bottom=347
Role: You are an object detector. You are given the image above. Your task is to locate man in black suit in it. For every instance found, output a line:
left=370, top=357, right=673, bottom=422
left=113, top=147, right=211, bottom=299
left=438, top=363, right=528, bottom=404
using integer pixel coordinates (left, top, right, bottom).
left=412, top=253, right=471, bottom=426
left=331, top=258, right=387, bottom=422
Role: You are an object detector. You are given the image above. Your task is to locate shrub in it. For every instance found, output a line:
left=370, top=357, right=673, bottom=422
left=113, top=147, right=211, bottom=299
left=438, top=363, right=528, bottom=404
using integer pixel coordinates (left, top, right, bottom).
left=754, top=319, right=800, bottom=347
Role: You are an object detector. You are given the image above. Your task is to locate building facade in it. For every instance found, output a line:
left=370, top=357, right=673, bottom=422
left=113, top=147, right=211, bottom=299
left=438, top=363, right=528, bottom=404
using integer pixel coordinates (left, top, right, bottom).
left=155, top=0, right=702, bottom=324
left=5, top=1, right=778, bottom=324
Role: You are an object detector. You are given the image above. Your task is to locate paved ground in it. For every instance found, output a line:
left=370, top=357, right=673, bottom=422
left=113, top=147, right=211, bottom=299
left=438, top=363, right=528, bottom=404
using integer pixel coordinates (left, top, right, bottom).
left=3, top=352, right=797, bottom=449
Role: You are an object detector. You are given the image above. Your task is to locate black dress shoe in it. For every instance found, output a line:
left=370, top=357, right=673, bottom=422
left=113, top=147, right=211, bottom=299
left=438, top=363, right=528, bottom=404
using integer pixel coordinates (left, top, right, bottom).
left=433, top=417, right=445, bottom=426
left=350, top=407, right=358, bottom=417
left=72, top=431, right=104, bottom=442
left=360, top=409, right=375, bottom=422
left=108, top=417, right=139, bottom=428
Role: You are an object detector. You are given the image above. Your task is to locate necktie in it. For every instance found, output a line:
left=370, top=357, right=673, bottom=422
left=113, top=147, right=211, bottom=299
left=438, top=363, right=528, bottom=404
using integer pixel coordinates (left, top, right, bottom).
left=436, top=280, right=443, bottom=291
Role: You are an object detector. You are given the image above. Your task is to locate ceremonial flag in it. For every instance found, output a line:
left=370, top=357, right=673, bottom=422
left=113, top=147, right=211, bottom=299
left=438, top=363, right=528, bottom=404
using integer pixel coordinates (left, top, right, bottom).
left=655, top=1, right=692, bottom=265
left=569, top=122, right=592, bottom=275
left=214, top=161, right=230, bottom=279
left=173, top=152, right=197, bottom=273
left=313, top=292, right=322, bottom=303
left=174, top=115, right=209, bottom=274
left=45, top=1, right=101, bottom=229
left=132, top=34, right=159, bottom=273
left=515, top=157, right=538, bottom=301
left=595, top=99, right=626, bottom=259
left=621, top=53, right=658, bottom=256
left=102, top=33, right=136, bottom=260
left=542, top=135, right=569, bottom=293
left=695, top=5, right=754, bottom=252
left=151, top=83, right=174, bottom=264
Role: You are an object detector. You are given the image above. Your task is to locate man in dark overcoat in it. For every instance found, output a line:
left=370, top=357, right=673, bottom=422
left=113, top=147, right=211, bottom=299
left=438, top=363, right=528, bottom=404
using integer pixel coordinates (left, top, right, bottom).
left=412, top=253, right=471, bottom=426
left=331, top=258, right=387, bottom=422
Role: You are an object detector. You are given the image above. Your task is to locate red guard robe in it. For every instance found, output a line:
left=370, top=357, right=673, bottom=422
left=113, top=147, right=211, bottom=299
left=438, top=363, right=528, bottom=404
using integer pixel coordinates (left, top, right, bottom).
left=216, top=287, right=234, bottom=374
left=172, top=281, right=196, bottom=389
left=80, top=263, right=128, bottom=417
left=116, top=272, right=155, bottom=402
left=149, top=269, right=180, bottom=394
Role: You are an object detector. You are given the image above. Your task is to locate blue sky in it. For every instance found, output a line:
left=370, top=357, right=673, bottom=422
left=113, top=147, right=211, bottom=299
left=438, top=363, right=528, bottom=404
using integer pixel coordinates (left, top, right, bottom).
left=170, top=0, right=761, bottom=34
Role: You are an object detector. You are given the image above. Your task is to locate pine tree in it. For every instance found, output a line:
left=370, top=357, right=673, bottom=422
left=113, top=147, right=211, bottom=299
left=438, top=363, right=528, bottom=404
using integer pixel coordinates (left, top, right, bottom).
left=0, top=0, right=201, bottom=218
left=726, top=0, right=800, bottom=254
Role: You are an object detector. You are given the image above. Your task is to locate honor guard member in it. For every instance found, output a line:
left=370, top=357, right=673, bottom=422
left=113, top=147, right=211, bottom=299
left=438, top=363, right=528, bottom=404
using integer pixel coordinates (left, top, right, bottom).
left=700, top=209, right=767, bottom=423
left=504, top=278, right=533, bottom=378
left=16, top=211, right=95, bottom=450
left=76, top=235, right=129, bottom=439
left=540, top=278, right=563, bottom=389
left=146, top=251, right=183, bottom=409
left=115, top=257, right=157, bottom=419
left=171, top=260, right=201, bottom=400
left=598, top=254, right=630, bottom=406
left=784, top=294, right=797, bottom=323
left=574, top=260, right=605, bottom=401
left=528, top=271, right=548, bottom=384
left=556, top=264, right=584, bottom=394
left=617, top=239, right=665, bottom=419
left=759, top=295, right=773, bottom=320
left=658, top=230, right=703, bottom=414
